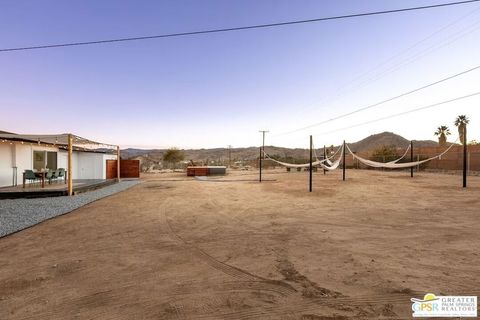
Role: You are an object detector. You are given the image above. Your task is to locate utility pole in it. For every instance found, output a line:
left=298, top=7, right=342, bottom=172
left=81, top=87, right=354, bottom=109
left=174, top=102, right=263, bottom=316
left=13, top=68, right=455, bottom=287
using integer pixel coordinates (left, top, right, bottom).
left=309, top=135, right=313, bottom=192
left=258, top=130, right=268, bottom=183
left=259, top=147, right=262, bottom=182
left=259, top=130, right=269, bottom=159
left=228, top=145, right=232, bottom=167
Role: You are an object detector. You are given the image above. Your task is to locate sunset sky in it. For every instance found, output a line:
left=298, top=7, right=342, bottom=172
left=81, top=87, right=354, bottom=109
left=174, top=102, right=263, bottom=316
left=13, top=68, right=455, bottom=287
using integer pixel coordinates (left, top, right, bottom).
left=1, top=0, right=479, bottom=149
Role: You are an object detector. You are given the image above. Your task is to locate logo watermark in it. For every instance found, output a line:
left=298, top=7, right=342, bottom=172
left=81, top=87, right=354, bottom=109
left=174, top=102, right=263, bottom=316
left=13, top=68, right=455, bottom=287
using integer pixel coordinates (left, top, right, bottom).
left=411, top=293, right=477, bottom=317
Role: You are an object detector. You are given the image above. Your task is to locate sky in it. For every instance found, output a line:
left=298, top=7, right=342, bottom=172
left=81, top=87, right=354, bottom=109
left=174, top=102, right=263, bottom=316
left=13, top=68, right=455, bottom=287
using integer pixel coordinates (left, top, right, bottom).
left=0, top=0, right=479, bottom=149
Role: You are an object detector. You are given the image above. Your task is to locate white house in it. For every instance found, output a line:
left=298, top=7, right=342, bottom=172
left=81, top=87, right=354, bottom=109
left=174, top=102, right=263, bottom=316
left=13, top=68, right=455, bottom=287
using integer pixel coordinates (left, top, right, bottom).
left=0, top=132, right=118, bottom=188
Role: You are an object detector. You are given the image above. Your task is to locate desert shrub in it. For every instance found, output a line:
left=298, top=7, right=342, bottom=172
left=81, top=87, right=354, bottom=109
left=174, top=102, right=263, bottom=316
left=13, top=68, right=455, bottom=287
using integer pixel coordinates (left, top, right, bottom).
left=162, top=148, right=185, bottom=169
left=369, top=145, right=399, bottom=163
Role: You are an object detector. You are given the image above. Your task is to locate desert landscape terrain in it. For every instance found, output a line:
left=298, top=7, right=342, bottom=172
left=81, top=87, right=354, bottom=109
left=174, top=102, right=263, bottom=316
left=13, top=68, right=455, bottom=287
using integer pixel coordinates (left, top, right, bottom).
left=1, top=169, right=479, bottom=319
left=2, top=1, right=480, bottom=318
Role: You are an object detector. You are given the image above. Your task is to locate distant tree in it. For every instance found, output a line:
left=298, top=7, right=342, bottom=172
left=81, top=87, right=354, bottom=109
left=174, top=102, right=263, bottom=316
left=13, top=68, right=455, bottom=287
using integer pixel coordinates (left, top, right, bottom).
left=268, top=154, right=282, bottom=160
left=163, top=148, right=185, bottom=167
left=454, top=115, right=469, bottom=145
left=370, top=145, right=398, bottom=163
left=434, top=125, right=451, bottom=147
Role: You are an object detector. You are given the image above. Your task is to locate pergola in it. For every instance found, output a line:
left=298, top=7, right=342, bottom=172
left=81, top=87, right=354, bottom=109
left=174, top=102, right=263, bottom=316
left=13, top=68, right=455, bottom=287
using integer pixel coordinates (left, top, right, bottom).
left=0, top=133, right=120, bottom=196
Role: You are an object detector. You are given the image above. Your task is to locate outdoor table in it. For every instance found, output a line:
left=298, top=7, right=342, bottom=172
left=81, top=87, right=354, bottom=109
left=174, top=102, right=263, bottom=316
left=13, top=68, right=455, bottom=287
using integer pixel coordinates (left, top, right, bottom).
left=35, top=172, right=47, bottom=188
left=22, top=171, right=46, bottom=188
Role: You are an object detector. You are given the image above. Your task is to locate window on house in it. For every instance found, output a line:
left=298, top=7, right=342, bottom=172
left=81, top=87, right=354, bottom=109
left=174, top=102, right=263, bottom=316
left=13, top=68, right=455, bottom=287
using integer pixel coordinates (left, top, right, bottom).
left=47, top=152, right=57, bottom=170
left=33, top=151, right=57, bottom=171
left=33, top=151, right=46, bottom=171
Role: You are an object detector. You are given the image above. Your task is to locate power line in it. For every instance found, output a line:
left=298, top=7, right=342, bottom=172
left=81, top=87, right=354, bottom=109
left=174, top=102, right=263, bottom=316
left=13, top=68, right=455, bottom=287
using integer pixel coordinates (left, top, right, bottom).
left=298, top=5, right=480, bottom=116
left=274, top=64, right=480, bottom=136
left=338, top=17, right=480, bottom=99
left=1, top=0, right=479, bottom=53
left=317, top=91, right=480, bottom=135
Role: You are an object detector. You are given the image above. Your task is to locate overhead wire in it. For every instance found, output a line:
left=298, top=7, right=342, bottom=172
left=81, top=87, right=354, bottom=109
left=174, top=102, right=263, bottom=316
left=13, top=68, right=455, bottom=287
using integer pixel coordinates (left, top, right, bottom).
left=296, top=4, right=480, bottom=116
left=1, top=0, right=479, bottom=52
left=316, top=91, right=480, bottom=136
left=342, top=17, right=480, bottom=97
left=273, top=64, right=480, bottom=136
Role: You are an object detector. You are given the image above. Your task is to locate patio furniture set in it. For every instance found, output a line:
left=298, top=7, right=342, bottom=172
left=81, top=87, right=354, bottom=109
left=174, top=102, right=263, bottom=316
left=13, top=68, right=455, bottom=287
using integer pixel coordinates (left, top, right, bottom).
left=23, top=169, right=67, bottom=188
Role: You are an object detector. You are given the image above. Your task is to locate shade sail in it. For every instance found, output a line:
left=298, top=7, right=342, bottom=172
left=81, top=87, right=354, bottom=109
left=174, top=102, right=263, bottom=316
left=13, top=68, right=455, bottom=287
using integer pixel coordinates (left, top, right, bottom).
left=0, top=133, right=117, bottom=151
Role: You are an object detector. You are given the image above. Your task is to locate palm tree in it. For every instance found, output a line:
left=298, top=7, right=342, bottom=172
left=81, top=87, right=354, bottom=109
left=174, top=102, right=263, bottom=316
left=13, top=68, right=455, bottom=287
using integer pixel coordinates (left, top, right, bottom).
left=434, top=126, right=451, bottom=146
left=454, top=115, right=470, bottom=145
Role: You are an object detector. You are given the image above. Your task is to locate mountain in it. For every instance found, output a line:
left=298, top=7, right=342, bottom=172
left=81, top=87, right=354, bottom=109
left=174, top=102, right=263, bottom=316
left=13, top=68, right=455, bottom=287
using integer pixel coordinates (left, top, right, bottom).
left=347, top=132, right=437, bottom=152
left=121, top=132, right=439, bottom=171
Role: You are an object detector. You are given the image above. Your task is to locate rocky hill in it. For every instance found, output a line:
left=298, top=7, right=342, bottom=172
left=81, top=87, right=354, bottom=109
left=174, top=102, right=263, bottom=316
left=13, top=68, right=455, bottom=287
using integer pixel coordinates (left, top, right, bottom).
left=347, top=132, right=437, bottom=152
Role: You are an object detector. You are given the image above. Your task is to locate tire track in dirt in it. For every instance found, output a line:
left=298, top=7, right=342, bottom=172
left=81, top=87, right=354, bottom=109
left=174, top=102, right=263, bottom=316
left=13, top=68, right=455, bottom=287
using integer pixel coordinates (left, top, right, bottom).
left=202, top=196, right=285, bottom=258
left=165, top=280, right=293, bottom=298
left=153, top=280, right=295, bottom=319
left=159, top=193, right=367, bottom=319
left=195, top=192, right=424, bottom=317
left=200, top=189, right=426, bottom=319
left=193, top=232, right=281, bottom=244
left=188, top=291, right=416, bottom=320
left=161, top=207, right=297, bottom=298
left=157, top=184, right=453, bottom=319
left=196, top=194, right=361, bottom=317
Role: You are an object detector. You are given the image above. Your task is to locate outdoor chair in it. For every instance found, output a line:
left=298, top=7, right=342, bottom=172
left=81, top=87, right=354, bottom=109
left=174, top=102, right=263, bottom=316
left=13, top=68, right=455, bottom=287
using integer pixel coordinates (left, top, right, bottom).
left=58, top=168, right=66, bottom=182
left=51, top=170, right=60, bottom=183
left=24, top=170, right=39, bottom=187
left=46, top=171, right=54, bottom=185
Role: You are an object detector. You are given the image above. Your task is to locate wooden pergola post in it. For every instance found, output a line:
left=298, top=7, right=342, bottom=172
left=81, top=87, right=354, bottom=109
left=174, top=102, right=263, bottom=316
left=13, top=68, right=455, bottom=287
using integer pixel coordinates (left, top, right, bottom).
left=67, top=134, right=73, bottom=196
left=117, top=146, right=121, bottom=182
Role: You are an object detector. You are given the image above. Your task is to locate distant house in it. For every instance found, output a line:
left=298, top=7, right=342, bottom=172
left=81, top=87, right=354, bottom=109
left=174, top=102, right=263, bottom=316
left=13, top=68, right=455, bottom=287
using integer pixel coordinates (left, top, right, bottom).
left=0, top=132, right=118, bottom=188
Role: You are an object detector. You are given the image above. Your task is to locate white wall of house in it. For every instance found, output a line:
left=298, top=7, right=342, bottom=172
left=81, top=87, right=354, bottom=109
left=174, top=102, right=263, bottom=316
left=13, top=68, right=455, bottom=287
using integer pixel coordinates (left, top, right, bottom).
left=58, top=150, right=68, bottom=171
left=0, top=142, right=118, bottom=187
left=15, top=144, right=34, bottom=179
left=75, top=152, right=101, bottom=179
left=0, top=144, right=14, bottom=187
left=72, top=152, right=117, bottom=180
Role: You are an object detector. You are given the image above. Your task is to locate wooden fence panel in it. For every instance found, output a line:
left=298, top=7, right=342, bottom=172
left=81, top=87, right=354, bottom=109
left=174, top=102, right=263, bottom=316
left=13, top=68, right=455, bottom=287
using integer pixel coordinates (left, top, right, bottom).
left=106, top=160, right=117, bottom=179
left=120, top=160, right=140, bottom=178
left=106, top=160, right=140, bottom=179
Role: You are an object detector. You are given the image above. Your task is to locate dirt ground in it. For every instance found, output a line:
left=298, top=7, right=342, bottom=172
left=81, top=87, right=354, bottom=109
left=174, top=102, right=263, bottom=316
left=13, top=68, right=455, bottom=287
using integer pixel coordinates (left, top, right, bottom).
left=1, top=169, right=479, bottom=319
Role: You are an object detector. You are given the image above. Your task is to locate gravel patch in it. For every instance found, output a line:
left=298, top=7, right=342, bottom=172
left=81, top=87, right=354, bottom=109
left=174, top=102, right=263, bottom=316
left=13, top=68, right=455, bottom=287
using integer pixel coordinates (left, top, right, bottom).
left=0, top=180, right=140, bottom=238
